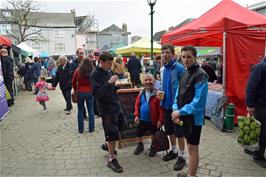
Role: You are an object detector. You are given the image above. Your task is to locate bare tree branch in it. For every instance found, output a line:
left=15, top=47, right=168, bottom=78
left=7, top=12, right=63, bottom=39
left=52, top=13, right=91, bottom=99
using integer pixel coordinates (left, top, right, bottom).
left=24, top=29, right=41, bottom=38
left=78, top=13, right=96, bottom=33
left=5, top=0, right=40, bottom=43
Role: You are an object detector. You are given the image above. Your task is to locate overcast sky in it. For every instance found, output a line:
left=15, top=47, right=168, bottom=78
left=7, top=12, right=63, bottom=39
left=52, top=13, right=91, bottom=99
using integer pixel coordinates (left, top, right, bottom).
left=1, top=0, right=264, bottom=37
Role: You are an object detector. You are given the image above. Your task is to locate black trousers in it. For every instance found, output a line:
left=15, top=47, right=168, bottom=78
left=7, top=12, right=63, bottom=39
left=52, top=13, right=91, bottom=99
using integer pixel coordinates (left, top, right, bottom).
left=255, top=106, right=266, bottom=151
left=61, top=89, right=72, bottom=110
left=130, top=74, right=141, bottom=88
left=24, top=78, right=32, bottom=91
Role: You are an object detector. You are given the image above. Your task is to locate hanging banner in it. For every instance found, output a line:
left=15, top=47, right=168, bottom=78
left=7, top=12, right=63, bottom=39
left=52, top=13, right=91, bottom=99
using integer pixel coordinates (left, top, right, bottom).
left=0, top=59, right=9, bottom=121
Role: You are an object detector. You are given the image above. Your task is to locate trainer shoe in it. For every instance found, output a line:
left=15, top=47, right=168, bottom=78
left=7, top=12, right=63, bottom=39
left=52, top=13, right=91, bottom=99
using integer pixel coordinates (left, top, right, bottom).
left=253, top=153, right=266, bottom=161
left=101, top=143, right=117, bottom=155
left=134, top=143, right=144, bottom=155
left=173, top=156, right=186, bottom=171
left=162, top=150, right=178, bottom=161
left=176, top=172, right=187, bottom=177
left=177, top=172, right=198, bottom=177
left=42, top=109, right=48, bottom=113
left=148, top=147, right=157, bottom=157
left=101, top=143, right=108, bottom=151
left=107, top=158, right=123, bottom=173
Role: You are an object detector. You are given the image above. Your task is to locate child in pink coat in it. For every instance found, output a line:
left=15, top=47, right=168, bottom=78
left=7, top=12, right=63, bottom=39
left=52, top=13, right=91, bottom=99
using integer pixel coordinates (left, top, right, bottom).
left=35, top=76, right=54, bottom=113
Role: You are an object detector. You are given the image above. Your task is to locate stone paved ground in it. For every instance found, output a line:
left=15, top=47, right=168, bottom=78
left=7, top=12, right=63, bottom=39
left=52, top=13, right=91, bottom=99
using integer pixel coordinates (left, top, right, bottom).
left=1, top=89, right=266, bottom=177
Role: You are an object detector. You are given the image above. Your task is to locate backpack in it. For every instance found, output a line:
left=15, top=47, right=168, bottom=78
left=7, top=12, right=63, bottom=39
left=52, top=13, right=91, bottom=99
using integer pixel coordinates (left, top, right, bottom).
left=151, top=129, right=169, bottom=152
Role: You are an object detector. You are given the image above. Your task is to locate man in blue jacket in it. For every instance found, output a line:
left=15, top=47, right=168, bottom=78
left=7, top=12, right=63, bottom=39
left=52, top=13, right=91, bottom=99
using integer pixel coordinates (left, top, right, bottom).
left=158, top=44, right=186, bottom=171
left=246, top=57, right=266, bottom=167
left=31, top=57, right=42, bottom=85
left=172, top=46, right=208, bottom=177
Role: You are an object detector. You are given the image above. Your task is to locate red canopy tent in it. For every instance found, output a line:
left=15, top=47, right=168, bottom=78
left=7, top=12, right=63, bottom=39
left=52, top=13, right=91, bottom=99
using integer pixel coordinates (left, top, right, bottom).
left=0, top=35, right=12, bottom=47
left=162, top=0, right=266, bottom=121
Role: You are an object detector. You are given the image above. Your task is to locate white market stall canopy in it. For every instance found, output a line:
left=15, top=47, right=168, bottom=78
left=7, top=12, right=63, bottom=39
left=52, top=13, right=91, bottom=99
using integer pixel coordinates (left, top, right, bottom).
left=17, top=42, right=39, bottom=56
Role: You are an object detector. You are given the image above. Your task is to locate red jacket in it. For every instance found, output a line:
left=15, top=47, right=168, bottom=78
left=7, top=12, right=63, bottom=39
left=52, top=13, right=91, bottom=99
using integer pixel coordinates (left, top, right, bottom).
left=72, top=69, right=93, bottom=93
left=134, top=89, right=164, bottom=125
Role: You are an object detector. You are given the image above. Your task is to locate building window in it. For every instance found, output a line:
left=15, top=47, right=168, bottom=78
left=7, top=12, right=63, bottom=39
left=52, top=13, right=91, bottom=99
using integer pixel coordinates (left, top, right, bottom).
left=112, top=34, right=122, bottom=43
left=86, top=37, right=96, bottom=44
left=32, top=42, right=43, bottom=50
left=55, top=43, right=65, bottom=52
left=2, top=11, right=11, bottom=17
left=54, top=30, right=65, bottom=39
left=0, top=24, right=11, bottom=35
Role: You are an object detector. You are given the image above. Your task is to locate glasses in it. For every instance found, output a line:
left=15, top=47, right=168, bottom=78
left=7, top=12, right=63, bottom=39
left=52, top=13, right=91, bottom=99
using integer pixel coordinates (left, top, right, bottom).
left=78, top=53, right=84, bottom=55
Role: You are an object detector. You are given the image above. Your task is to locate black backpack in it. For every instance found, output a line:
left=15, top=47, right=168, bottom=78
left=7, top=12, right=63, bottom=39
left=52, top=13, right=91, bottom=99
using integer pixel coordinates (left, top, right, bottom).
left=151, top=129, right=169, bottom=152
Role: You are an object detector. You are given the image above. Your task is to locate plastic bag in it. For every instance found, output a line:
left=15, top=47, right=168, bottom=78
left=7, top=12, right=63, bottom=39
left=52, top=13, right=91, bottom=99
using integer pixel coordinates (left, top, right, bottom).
left=5, top=85, right=11, bottom=100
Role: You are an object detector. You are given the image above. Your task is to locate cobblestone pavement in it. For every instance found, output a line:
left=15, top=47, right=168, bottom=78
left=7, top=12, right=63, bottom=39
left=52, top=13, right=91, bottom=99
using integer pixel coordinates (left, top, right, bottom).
left=1, top=89, right=266, bottom=177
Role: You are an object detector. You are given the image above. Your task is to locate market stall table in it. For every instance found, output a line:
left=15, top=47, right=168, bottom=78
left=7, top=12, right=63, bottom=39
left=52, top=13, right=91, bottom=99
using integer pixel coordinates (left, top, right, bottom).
left=205, top=83, right=226, bottom=131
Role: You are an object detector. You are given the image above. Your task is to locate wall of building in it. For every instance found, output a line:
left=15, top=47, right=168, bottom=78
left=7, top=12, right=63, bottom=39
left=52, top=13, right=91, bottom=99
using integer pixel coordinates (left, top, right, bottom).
left=98, top=33, right=128, bottom=50
left=25, top=27, right=76, bottom=56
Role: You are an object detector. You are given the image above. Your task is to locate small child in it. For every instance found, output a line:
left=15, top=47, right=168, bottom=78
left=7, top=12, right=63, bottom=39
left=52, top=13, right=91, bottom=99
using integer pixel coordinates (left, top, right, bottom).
left=35, top=76, right=54, bottom=113
left=133, top=73, right=164, bottom=157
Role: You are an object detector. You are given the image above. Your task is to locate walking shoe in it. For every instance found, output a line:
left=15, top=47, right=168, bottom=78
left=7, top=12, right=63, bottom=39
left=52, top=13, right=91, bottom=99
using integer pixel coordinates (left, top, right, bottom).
left=148, top=147, right=157, bottom=157
left=101, top=143, right=108, bottom=151
left=42, top=109, right=48, bottom=113
left=177, top=172, right=198, bottom=177
left=107, top=158, right=123, bottom=173
left=101, top=143, right=117, bottom=155
left=176, top=172, right=187, bottom=177
left=162, top=150, right=178, bottom=161
left=134, top=143, right=144, bottom=155
left=173, top=156, right=186, bottom=171
left=253, top=153, right=266, bottom=161
left=64, top=108, right=68, bottom=111
left=244, top=148, right=256, bottom=155
left=66, top=110, right=71, bottom=115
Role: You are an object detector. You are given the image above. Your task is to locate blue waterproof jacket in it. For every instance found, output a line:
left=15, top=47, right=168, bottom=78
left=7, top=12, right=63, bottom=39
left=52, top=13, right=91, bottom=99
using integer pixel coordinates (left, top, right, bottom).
left=172, top=63, right=208, bottom=126
left=161, top=60, right=185, bottom=109
left=31, top=62, right=41, bottom=80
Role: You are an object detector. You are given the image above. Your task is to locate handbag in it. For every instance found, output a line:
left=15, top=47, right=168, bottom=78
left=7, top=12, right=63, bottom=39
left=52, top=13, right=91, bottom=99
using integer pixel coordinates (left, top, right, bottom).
left=71, top=71, right=79, bottom=103
left=71, top=91, right=78, bottom=103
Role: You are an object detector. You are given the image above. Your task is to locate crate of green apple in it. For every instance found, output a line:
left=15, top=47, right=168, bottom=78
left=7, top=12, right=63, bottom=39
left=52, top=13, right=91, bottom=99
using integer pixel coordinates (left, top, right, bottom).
left=237, top=116, right=261, bottom=147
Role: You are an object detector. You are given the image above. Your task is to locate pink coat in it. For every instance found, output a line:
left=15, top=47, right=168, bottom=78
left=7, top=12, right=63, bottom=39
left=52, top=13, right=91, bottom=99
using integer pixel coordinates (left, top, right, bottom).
left=35, top=81, right=50, bottom=102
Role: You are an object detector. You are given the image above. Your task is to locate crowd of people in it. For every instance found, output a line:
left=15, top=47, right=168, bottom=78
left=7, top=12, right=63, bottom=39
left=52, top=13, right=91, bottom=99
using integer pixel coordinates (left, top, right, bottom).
left=1, top=42, right=266, bottom=176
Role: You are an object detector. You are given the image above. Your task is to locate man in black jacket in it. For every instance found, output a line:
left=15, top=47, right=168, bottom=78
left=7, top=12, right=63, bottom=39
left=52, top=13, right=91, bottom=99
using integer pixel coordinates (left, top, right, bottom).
left=246, top=57, right=266, bottom=167
left=0, top=49, right=14, bottom=106
left=53, top=55, right=72, bottom=114
left=127, top=53, right=141, bottom=88
left=70, top=48, right=84, bottom=78
left=90, top=51, right=123, bottom=173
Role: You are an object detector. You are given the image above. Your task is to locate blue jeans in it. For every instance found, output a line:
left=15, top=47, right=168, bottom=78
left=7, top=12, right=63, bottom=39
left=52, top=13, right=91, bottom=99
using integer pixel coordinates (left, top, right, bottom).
left=77, top=92, right=94, bottom=133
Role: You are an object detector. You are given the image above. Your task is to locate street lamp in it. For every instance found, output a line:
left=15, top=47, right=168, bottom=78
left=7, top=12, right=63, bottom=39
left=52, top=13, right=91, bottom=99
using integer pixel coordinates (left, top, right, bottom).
left=147, top=0, right=157, bottom=61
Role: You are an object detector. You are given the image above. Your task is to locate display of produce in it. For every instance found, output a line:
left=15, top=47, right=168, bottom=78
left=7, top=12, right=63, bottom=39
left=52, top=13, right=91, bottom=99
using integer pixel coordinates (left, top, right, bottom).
left=237, top=116, right=261, bottom=146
